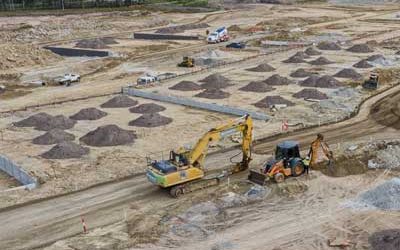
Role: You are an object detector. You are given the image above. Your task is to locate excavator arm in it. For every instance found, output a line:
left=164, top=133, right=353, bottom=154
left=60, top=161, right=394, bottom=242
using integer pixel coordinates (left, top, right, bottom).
left=187, top=115, right=253, bottom=171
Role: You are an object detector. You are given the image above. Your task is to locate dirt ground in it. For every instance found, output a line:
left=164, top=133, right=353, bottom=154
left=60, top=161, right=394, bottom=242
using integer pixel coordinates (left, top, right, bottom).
left=1, top=2, right=400, bottom=250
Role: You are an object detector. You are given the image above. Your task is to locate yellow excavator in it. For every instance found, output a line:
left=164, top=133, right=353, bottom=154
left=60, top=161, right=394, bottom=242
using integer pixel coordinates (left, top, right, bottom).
left=146, top=115, right=253, bottom=197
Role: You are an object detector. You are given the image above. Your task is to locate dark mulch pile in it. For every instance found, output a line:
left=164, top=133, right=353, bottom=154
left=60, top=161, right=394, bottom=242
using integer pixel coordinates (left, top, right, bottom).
left=70, top=108, right=107, bottom=121
left=246, top=63, right=275, bottom=72
left=304, top=47, right=322, bottom=56
left=347, top=43, right=374, bottom=53
left=14, top=112, right=53, bottom=128
left=194, top=88, right=231, bottom=99
left=315, top=75, right=343, bottom=88
left=32, top=129, right=76, bottom=145
left=283, top=55, right=306, bottom=63
left=239, top=81, right=275, bottom=93
left=308, top=56, right=334, bottom=65
left=129, top=103, right=166, bottom=114
left=290, top=68, right=317, bottom=78
left=300, top=75, right=320, bottom=87
left=334, top=68, right=363, bottom=79
left=36, top=115, right=76, bottom=131
left=367, top=54, right=385, bottom=62
left=369, top=229, right=400, bottom=250
left=293, top=88, right=328, bottom=100
left=254, top=95, right=295, bottom=108
left=317, top=41, right=341, bottom=50
left=41, top=141, right=89, bottom=159
left=264, top=74, right=294, bottom=85
left=169, top=81, right=203, bottom=91
left=353, top=59, right=373, bottom=68
left=80, top=124, right=137, bottom=147
left=100, top=95, right=138, bottom=108
left=129, top=113, right=173, bottom=128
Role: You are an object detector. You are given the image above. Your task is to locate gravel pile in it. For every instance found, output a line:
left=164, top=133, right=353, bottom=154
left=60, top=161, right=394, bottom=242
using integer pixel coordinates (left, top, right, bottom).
left=347, top=43, right=374, bottom=53
left=194, top=88, right=230, bottom=99
left=334, top=68, right=363, bottom=79
left=70, top=108, right=107, bottom=121
left=129, top=113, right=173, bottom=127
left=283, top=55, right=306, bottom=63
left=239, top=81, right=275, bottom=92
left=309, top=56, right=334, bottom=65
left=357, top=178, right=400, bottom=211
left=35, top=115, right=76, bottom=131
left=293, top=51, right=311, bottom=59
left=100, top=95, right=138, bottom=108
left=254, top=95, right=295, bottom=108
left=14, top=112, right=53, bottom=128
left=367, top=54, right=385, bottom=62
left=246, top=63, right=275, bottom=72
left=304, top=47, right=322, bottom=56
left=353, top=59, right=373, bottom=68
left=290, top=68, right=316, bottom=78
left=169, top=81, right=203, bottom=91
left=316, top=75, right=343, bottom=88
left=80, top=124, right=137, bottom=147
left=369, top=229, right=400, bottom=250
left=32, top=129, right=75, bottom=145
left=264, top=74, right=294, bottom=85
left=300, top=75, right=320, bottom=87
left=200, top=73, right=232, bottom=89
left=129, top=103, right=166, bottom=114
left=293, top=88, right=328, bottom=100
left=317, top=41, right=341, bottom=50
left=41, top=141, right=89, bottom=159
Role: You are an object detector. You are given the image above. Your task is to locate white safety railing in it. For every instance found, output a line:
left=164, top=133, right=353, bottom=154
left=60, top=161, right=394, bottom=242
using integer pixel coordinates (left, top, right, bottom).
left=0, top=155, right=38, bottom=190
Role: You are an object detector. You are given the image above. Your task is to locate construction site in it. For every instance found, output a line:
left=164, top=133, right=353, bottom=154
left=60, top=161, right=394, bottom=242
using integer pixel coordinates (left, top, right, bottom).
left=1, top=0, right=400, bottom=249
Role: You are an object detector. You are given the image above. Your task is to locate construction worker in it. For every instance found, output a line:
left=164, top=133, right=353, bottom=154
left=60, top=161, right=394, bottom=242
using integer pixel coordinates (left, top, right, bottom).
left=308, top=133, right=333, bottom=172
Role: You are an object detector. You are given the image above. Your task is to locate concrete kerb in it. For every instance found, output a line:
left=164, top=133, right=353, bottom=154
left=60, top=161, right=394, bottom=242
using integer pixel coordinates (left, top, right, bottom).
left=0, top=155, right=38, bottom=191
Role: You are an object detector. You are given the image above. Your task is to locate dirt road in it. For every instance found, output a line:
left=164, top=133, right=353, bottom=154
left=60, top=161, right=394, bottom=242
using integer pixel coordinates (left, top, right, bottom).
left=0, top=80, right=399, bottom=250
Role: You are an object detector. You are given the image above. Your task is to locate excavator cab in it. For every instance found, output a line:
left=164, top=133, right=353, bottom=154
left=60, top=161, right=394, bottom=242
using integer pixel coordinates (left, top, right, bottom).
left=362, top=73, right=379, bottom=90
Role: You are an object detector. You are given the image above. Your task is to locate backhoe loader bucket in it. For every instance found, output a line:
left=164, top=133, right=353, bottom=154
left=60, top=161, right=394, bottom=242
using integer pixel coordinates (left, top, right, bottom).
left=248, top=169, right=268, bottom=186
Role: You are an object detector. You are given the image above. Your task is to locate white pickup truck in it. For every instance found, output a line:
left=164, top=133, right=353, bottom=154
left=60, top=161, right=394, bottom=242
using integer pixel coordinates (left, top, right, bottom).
left=55, top=74, right=81, bottom=86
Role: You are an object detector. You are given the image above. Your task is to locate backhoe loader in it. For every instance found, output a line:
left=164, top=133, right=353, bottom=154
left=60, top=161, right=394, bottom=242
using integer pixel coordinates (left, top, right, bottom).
left=146, top=115, right=253, bottom=197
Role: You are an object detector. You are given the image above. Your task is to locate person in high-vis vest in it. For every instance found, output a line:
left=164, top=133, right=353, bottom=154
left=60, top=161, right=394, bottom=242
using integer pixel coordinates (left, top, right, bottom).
left=308, top=133, right=333, bottom=172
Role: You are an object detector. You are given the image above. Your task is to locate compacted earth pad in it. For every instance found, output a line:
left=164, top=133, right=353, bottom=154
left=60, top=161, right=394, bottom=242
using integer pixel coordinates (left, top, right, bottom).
left=129, top=103, right=166, bottom=114
left=100, top=95, right=138, bottom=108
left=195, top=88, right=230, bottom=99
left=264, top=74, right=294, bottom=86
left=317, top=41, right=341, bottom=50
left=41, top=141, right=89, bottom=159
left=200, top=73, right=232, bottom=89
left=129, top=113, right=173, bottom=128
left=169, top=81, right=203, bottom=91
left=70, top=108, right=107, bottom=121
left=33, top=129, right=75, bottom=145
left=334, top=68, right=363, bottom=79
left=293, top=88, right=328, bottom=100
left=254, top=96, right=295, bottom=108
left=347, top=43, right=374, bottom=53
left=80, top=124, right=137, bottom=147
left=246, top=63, right=275, bottom=72
left=239, top=81, right=275, bottom=93
left=353, top=59, right=373, bottom=68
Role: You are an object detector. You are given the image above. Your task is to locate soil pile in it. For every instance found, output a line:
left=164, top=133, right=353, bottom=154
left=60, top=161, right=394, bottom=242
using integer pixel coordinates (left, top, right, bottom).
left=334, top=68, right=363, bottom=79
left=358, top=178, right=400, bottom=211
left=347, top=43, right=374, bottom=53
left=129, top=103, right=166, bottom=114
left=305, top=47, right=322, bottom=56
left=69, top=108, right=107, bottom=121
left=129, top=113, right=173, bottom=127
left=34, top=115, right=76, bottom=131
left=293, top=51, right=311, bottom=59
left=293, top=88, right=328, bottom=100
left=169, top=81, right=202, bottom=91
left=290, top=68, right=316, bottom=78
left=246, top=63, right=275, bottom=72
left=100, top=95, right=138, bottom=108
left=300, top=75, right=320, bottom=87
left=80, top=124, right=137, bottom=147
left=353, top=59, right=373, bottom=68
left=367, top=54, right=385, bottom=62
left=14, top=112, right=53, bottom=128
left=316, top=75, right=342, bottom=88
left=33, top=129, right=75, bottom=145
left=283, top=55, right=306, bottom=63
left=369, top=229, right=400, bottom=250
left=200, top=73, right=232, bottom=89
left=309, top=56, right=334, bottom=65
left=264, top=74, right=294, bottom=85
left=317, top=41, right=341, bottom=50
left=254, top=96, right=295, bottom=108
left=239, top=81, right=275, bottom=92
left=41, top=141, right=89, bottom=159
left=194, top=88, right=230, bottom=99
left=156, top=23, right=209, bottom=34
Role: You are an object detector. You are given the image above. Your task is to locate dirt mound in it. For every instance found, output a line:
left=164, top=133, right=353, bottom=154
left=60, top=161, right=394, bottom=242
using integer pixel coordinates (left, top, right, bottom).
left=254, top=95, right=295, bottom=108
left=14, top=112, right=53, bottom=127
left=300, top=75, right=320, bottom=87
left=69, top=108, right=107, bottom=121
left=169, top=81, right=202, bottom=91
left=334, top=68, right=363, bottom=79
left=75, top=38, right=114, bottom=49
left=353, top=59, right=373, bottom=68
left=290, top=68, right=316, bottom=78
left=358, top=178, right=400, bottom=210
left=129, top=113, right=173, bottom=127
left=239, top=81, right=275, bottom=92
left=200, top=73, right=232, bottom=89
left=194, top=88, right=230, bottom=99
left=347, top=43, right=374, bottom=53
left=264, top=74, right=294, bottom=85
left=367, top=54, right=385, bottom=62
left=129, top=103, right=166, bottom=114
left=283, top=55, right=306, bottom=63
left=246, top=63, right=275, bottom=72
left=100, top=95, right=138, bottom=108
left=41, top=141, right=89, bottom=159
left=309, top=56, right=334, bottom=65
left=156, top=23, right=209, bottom=34
left=317, top=41, right=341, bottom=50
left=293, top=51, right=311, bottom=59
left=316, top=75, right=343, bottom=88
left=315, top=155, right=367, bottom=177
left=80, top=124, right=137, bottom=147
left=304, top=47, right=322, bottom=56
left=369, top=229, right=400, bottom=250
left=32, top=129, right=75, bottom=145
left=293, top=88, right=328, bottom=100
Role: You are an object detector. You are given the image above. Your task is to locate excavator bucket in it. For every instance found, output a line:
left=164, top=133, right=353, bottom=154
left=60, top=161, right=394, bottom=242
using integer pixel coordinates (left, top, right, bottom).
left=248, top=169, right=268, bottom=185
